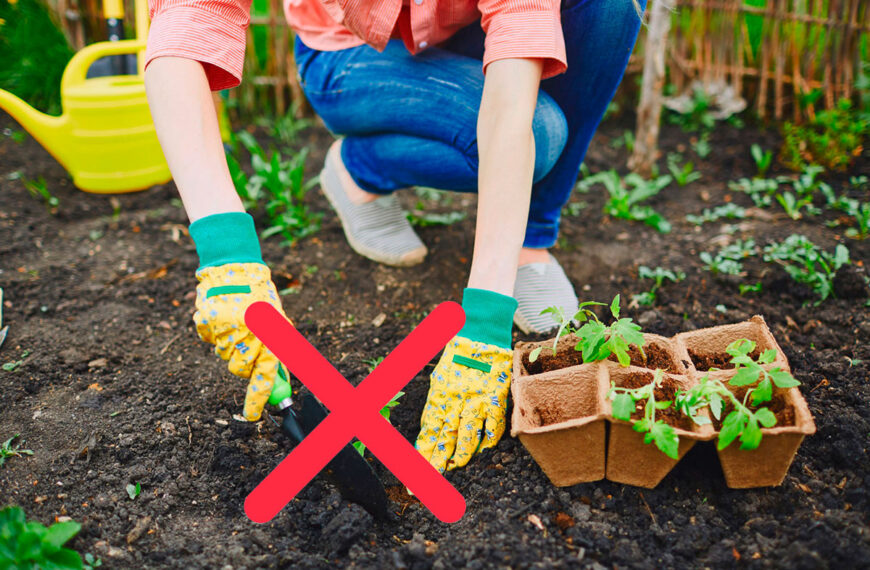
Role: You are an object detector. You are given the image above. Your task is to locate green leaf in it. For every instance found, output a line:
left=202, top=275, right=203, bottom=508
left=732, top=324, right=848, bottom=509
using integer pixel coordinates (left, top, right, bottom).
left=654, top=400, right=673, bottom=410
left=718, top=411, right=745, bottom=450
left=650, top=421, right=680, bottom=459
left=726, top=339, right=755, bottom=356
left=770, top=368, right=801, bottom=388
left=610, top=294, right=621, bottom=319
left=611, top=393, right=635, bottom=421
left=751, top=377, right=773, bottom=405
left=755, top=407, right=777, bottom=428
left=730, top=366, right=761, bottom=387
left=757, top=349, right=777, bottom=365
left=709, top=393, right=723, bottom=420
left=43, top=547, right=84, bottom=570
left=739, top=417, right=763, bottom=450
left=529, top=346, right=543, bottom=363
left=42, top=521, right=81, bottom=552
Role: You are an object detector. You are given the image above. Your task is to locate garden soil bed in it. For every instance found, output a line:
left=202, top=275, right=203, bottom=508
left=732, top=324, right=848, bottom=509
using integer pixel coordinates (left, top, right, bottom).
left=2, top=110, right=869, bottom=568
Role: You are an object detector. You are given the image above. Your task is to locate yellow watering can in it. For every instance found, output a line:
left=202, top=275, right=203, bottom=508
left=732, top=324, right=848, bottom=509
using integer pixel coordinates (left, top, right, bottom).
left=0, top=39, right=170, bottom=194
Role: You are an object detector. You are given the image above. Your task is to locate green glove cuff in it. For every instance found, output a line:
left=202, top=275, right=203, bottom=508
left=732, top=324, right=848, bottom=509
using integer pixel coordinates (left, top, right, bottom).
left=189, top=212, right=264, bottom=269
left=458, top=288, right=517, bottom=349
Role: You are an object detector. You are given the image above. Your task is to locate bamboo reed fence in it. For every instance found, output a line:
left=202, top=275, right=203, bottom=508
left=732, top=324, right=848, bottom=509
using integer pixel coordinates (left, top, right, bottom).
left=48, top=0, right=868, bottom=121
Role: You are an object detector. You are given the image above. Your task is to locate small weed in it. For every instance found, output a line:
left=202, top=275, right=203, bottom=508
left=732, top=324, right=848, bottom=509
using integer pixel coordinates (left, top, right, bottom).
left=762, top=234, right=850, bottom=303
left=700, top=239, right=757, bottom=276
left=84, top=552, right=103, bottom=569
left=563, top=201, right=588, bottom=216
left=2, top=127, right=26, bottom=144
left=729, top=177, right=783, bottom=207
left=611, top=130, right=635, bottom=152
left=666, top=85, right=717, bottom=132
left=407, top=211, right=466, bottom=227
left=126, top=482, right=141, bottom=500
left=832, top=197, right=870, bottom=239
left=353, top=391, right=404, bottom=456
left=0, top=434, right=33, bottom=467
left=738, top=281, right=763, bottom=295
left=750, top=144, right=773, bottom=177
left=2, top=350, right=32, bottom=372
left=666, top=153, right=701, bottom=186
left=23, top=176, right=59, bottom=212
left=632, top=266, right=685, bottom=306
left=685, top=203, right=746, bottom=226
left=256, top=102, right=312, bottom=144
left=363, top=356, right=385, bottom=372
left=691, top=133, right=712, bottom=158
left=0, top=506, right=83, bottom=569
left=608, top=369, right=680, bottom=459
left=775, top=191, right=817, bottom=220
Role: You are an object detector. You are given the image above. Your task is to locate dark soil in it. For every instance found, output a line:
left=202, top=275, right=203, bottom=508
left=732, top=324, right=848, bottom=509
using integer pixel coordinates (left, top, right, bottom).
left=521, top=342, right=585, bottom=375
left=690, top=347, right=763, bottom=371
left=616, top=371, right=694, bottom=432
left=608, top=341, right=679, bottom=373
left=2, top=109, right=869, bottom=568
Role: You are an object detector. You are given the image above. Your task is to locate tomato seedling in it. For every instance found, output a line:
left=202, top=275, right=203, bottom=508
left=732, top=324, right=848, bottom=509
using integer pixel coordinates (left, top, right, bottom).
left=762, top=234, right=850, bottom=303
left=632, top=266, right=685, bottom=306
left=608, top=369, right=680, bottom=459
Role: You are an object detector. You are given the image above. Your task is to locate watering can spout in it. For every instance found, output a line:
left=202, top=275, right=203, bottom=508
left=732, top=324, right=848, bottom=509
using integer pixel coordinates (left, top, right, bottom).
left=0, top=88, right=67, bottom=157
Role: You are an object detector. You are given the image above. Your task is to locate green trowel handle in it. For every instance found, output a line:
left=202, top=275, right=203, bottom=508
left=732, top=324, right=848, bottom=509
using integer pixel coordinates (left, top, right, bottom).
left=268, top=365, right=293, bottom=407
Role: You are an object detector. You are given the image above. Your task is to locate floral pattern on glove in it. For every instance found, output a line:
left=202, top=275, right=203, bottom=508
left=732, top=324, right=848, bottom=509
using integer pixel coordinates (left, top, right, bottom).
left=414, top=336, right=512, bottom=473
left=193, top=262, right=293, bottom=421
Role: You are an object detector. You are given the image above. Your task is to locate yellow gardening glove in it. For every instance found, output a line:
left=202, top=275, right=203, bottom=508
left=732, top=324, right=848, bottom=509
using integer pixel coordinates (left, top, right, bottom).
left=415, top=336, right=513, bottom=472
left=188, top=212, right=293, bottom=421
left=194, top=262, right=292, bottom=421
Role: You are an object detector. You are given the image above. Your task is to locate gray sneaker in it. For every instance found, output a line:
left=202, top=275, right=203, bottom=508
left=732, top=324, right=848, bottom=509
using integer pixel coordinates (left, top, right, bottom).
left=320, top=141, right=427, bottom=267
left=513, top=254, right=580, bottom=334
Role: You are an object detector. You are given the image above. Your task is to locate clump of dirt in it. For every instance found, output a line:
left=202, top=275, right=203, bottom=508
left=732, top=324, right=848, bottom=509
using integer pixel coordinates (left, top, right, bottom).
left=616, top=371, right=694, bottom=431
left=689, top=347, right=763, bottom=371
left=522, top=344, right=585, bottom=375
left=607, top=341, right=679, bottom=372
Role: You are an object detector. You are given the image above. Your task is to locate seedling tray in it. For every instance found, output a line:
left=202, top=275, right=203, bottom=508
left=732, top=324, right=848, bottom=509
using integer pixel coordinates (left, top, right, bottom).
left=511, top=316, right=815, bottom=489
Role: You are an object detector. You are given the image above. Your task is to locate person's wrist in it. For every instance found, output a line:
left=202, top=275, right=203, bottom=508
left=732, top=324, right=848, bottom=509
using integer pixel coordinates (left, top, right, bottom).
left=189, top=212, right=264, bottom=269
left=457, top=288, right=517, bottom=349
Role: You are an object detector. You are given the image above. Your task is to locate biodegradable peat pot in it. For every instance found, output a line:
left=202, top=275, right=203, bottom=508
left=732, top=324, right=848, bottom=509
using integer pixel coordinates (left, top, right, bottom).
left=604, top=367, right=713, bottom=488
left=673, top=315, right=790, bottom=382
left=512, top=338, right=609, bottom=486
left=714, top=383, right=816, bottom=488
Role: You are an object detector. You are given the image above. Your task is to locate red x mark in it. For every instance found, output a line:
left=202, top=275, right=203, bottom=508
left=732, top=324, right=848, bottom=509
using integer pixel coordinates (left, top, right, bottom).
left=243, top=301, right=467, bottom=524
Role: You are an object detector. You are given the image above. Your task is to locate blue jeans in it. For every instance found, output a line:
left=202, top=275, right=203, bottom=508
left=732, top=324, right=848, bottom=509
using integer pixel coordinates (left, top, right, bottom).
left=294, top=0, right=645, bottom=248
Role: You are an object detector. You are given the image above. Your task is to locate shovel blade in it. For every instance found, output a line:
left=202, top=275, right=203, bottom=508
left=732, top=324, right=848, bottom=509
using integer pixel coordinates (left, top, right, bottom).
left=291, top=392, right=390, bottom=520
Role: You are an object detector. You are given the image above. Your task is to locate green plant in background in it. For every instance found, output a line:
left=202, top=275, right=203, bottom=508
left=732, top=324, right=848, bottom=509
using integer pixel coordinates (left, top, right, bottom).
left=762, top=234, right=850, bottom=303
left=0, top=506, right=83, bottom=569
left=666, top=153, right=701, bottom=186
left=666, top=85, right=717, bottom=132
left=632, top=266, right=686, bottom=306
left=610, top=130, right=635, bottom=152
left=255, top=102, right=313, bottom=146
left=228, top=131, right=322, bottom=244
left=775, top=190, right=817, bottom=220
left=676, top=339, right=800, bottom=451
left=738, top=281, right=763, bottom=295
left=729, top=176, right=783, bottom=207
left=0, top=0, right=75, bottom=115
left=691, top=133, right=712, bottom=159
left=700, top=239, right=758, bottom=276
left=751, top=144, right=773, bottom=178
left=0, top=434, right=33, bottom=467
left=608, top=369, right=680, bottom=459
left=832, top=197, right=870, bottom=239
left=685, top=203, right=746, bottom=225
left=780, top=98, right=868, bottom=171
left=582, top=170, right=672, bottom=233
left=407, top=211, right=466, bottom=228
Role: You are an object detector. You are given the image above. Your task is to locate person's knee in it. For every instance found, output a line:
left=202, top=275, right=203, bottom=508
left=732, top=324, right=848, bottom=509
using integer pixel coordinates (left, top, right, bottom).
left=532, top=95, right=568, bottom=183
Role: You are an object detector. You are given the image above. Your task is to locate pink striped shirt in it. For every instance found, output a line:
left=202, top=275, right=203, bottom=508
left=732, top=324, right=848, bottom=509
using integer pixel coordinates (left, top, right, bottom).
left=145, top=0, right=567, bottom=91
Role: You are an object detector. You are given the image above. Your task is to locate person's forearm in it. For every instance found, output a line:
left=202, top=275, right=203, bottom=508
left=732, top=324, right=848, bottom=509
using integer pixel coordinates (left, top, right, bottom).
left=144, top=57, right=243, bottom=223
left=469, top=58, right=543, bottom=296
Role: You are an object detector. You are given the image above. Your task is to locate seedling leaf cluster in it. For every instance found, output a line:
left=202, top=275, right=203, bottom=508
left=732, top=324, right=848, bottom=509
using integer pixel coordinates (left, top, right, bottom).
left=608, top=369, right=680, bottom=459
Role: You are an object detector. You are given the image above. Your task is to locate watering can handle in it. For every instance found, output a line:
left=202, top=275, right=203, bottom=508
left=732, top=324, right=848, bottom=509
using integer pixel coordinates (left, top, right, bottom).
left=61, top=40, right=148, bottom=89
